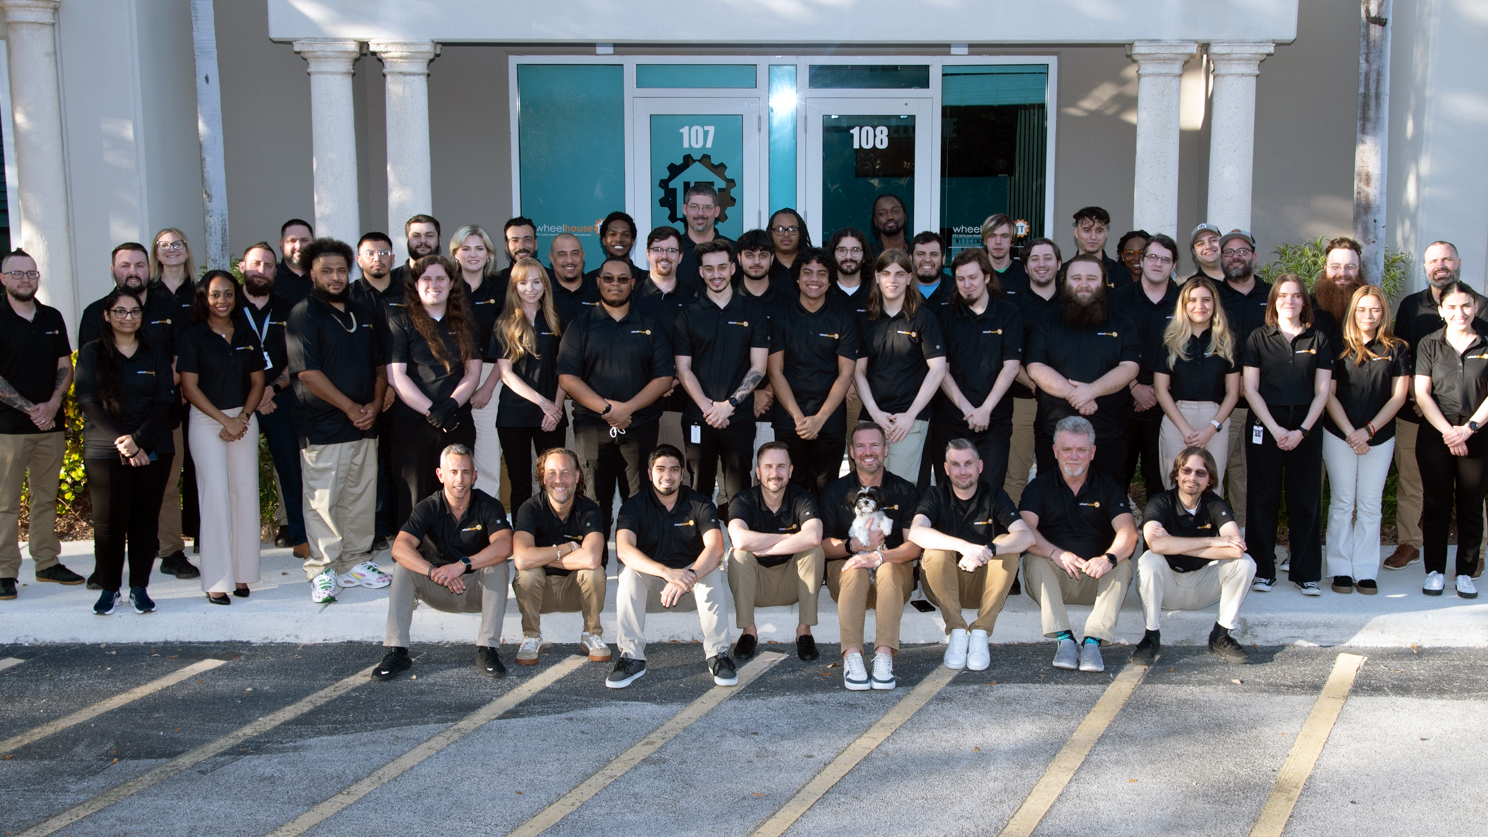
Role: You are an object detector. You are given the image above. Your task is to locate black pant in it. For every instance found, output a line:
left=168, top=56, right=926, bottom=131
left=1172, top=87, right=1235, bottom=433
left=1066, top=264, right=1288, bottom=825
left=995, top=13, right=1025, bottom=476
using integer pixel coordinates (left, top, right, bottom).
left=1035, top=423, right=1128, bottom=484
left=496, top=424, right=568, bottom=515
left=1417, top=422, right=1488, bottom=577
left=926, top=416, right=1012, bottom=492
left=1121, top=407, right=1164, bottom=496
left=1244, top=406, right=1324, bottom=582
left=684, top=419, right=755, bottom=520
left=87, top=456, right=171, bottom=591
left=574, top=420, right=659, bottom=541
left=375, top=414, right=395, bottom=539
left=779, top=429, right=846, bottom=497
left=389, top=412, right=477, bottom=531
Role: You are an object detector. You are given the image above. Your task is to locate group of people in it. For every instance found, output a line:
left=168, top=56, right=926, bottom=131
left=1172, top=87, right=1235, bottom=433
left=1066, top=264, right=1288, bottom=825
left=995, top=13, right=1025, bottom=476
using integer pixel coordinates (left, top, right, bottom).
left=0, top=183, right=1481, bottom=688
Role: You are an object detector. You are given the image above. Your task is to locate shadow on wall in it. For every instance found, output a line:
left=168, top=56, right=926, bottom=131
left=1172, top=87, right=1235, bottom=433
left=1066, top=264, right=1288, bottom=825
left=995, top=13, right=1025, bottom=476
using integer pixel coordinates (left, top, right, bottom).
left=1061, top=62, right=1138, bottom=124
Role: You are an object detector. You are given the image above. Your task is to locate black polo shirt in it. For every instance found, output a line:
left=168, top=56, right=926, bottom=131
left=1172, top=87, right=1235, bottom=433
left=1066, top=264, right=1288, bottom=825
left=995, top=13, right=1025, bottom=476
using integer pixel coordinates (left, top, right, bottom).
left=915, top=276, right=955, bottom=314
left=74, top=340, right=175, bottom=459
left=464, top=273, right=507, bottom=352
left=1026, top=311, right=1142, bottom=441
left=77, top=286, right=177, bottom=353
left=1104, top=254, right=1133, bottom=290
left=1218, top=277, right=1273, bottom=366
left=386, top=309, right=474, bottom=422
left=1392, top=287, right=1488, bottom=424
left=0, top=300, right=70, bottom=435
left=616, top=485, right=721, bottom=570
left=1007, top=287, right=1060, bottom=400
left=735, top=277, right=792, bottom=322
left=1415, top=329, right=1488, bottom=424
left=1110, top=279, right=1179, bottom=387
left=934, top=298, right=1024, bottom=430
left=1152, top=330, right=1239, bottom=404
left=728, top=483, right=820, bottom=568
left=175, top=321, right=266, bottom=411
left=515, top=493, right=605, bottom=576
left=156, top=278, right=196, bottom=344
left=677, top=232, right=733, bottom=290
left=859, top=305, right=947, bottom=420
left=769, top=298, right=859, bottom=436
left=350, top=276, right=405, bottom=330
left=491, top=310, right=566, bottom=429
left=1018, top=468, right=1131, bottom=560
left=286, top=295, right=383, bottom=445
left=1242, top=325, right=1334, bottom=408
left=826, top=281, right=870, bottom=318
left=634, top=275, right=698, bottom=332
left=401, top=488, right=512, bottom=567
left=1311, top=301, right=1344, bottom=361
left=672, top=292, right=770, bottom=429
left=913, top=481, right=1020, bottom=546
left=553, top=276, right=603, bottom=326
left=819, top=470, right=920, bottom=551
left=1326, top=340, right=1410, bottom=444
left=993, top=261, right=1029, bottom=298
left=242, top=296, right=292, bottom=385
left=1143, top=488, right=1236, bottom=572
left=556, top=305, right=675, bottom=429
left=273, top=262, right=312, bottom=308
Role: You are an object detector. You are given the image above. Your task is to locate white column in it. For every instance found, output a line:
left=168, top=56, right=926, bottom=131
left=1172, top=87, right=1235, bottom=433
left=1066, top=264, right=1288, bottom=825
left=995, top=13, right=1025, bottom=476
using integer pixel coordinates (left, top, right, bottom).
left=293, top=39, right=362, bottom=244
left=369, top=41, right=438, bottom=263
left=2, top=0, right=76, bottom=327
left=1128, top=41, right=1196, bottom=237
left=1206, top=42, right=1274, bottom=233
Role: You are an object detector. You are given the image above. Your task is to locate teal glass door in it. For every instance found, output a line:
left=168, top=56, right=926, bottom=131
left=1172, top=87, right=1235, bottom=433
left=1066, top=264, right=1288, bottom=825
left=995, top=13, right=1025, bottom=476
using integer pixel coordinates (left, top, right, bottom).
left=632, top=98, right=762, bottom=246
left=805, top=98, right=933, bottom=247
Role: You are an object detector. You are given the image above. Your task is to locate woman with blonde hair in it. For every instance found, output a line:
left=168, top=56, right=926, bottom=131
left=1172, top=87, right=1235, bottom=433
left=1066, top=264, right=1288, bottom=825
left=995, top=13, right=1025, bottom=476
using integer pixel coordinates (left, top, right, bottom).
left=1152, top=277, right=1240, bottom=488
left=148, top=227, right=201, bottom=580
left=452, top=224, right=507, bottom=499
left=490, top=257, right=567, bottom=513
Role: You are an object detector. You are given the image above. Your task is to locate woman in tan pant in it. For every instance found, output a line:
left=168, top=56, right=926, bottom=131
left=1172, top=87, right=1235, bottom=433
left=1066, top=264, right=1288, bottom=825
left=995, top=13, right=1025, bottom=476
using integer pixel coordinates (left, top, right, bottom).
left=1153, top=277, right=1240, bottom=489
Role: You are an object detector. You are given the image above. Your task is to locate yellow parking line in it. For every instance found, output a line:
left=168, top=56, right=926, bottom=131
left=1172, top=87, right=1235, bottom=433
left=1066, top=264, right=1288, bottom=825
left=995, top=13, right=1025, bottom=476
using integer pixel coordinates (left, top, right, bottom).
left=0, top=657, right=24, bottom=672
left=1249, top=652, right=1366, bottom=837
left=507, top=651, right=787, bottom=837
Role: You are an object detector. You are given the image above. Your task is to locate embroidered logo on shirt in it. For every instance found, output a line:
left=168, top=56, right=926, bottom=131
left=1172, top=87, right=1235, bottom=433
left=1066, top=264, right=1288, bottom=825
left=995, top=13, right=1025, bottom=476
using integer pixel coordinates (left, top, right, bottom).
left=631, top=329, right=652, bottom=335
left=1197, top=523, right=1213, bottom=529
left=674, top=519, right=696, bottom=528
left=461, top=523, right=484, bottom=533
left=1295, top=348, right=1317, bottom=355
left=136, top=370, right=156, bottom=376
left=1096, top=331, right=1119, bottom=337
left=982, top=329, right=1003, bottom=335
left=1078, top=501, right=1101, bottom=508
left=818, top=333, right=840, bottom=339
left=895, top=330, right=918, bottom=338
left=727, top=320, right=750, bottom=327
left=1467, top=353, right=1488, bottom=361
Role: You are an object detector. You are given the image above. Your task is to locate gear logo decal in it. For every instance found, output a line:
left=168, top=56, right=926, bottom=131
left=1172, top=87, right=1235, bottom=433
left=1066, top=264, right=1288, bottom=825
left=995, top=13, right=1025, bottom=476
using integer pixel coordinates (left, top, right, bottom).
left=658, top=154, right=737, bottom=225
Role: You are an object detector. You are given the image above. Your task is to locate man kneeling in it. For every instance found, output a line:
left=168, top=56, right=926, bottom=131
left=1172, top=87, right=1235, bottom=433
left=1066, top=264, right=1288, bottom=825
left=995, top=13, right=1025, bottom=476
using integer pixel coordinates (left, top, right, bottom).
left=609, top=445, right=736, bottom=689
left=373, top=444, right=514, bottom=681
left=1133, top=447, right=1255, bottom=665
left=909, top=439, right=1034, bottom=671
left=512, top=447, right=610, bottom=666
left=727, top=442, right=825, bottom=663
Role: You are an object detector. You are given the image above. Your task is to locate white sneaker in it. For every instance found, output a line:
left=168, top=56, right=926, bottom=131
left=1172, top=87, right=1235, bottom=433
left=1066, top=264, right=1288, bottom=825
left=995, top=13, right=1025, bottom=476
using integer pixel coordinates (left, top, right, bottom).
left=967, top=629, right=991, bottom=671
left=1280, top=555, right=1291, bottom=572
left=1456, top=575, right=1478, bottom=599
left=339, top=561, right=392, bottom=589
left=871, top=651, right=896, bottom=690
left=843, top=653, right=871, bottom=691
left=943, top=628, right=969, bottom=670
left=310, top=570, right=338, bottom=603
left=516, top=636, right=543, bottom=666
left=1078, top=641, right=1105, bottom=673
left=580, top=632, right=612, bottom=662
left=1423, top=571, right=1446, bottom=596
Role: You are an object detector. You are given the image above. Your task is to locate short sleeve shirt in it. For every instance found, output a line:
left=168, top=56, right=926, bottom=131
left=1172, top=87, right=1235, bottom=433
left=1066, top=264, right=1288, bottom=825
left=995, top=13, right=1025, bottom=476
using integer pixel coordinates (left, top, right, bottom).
left=1152, top=330, right=1239, bottom=404
left=913, top=481, right=1021, bottom=546
left=727, top=483, right=820, bottom=568
left=819, top=470, right=921, bottom=551
left=74, top=340, right=176, bottom=458
left=1109, top=280, right=1179, bottom=387
left=515, top=493, right=605, bottom=576
left=1018, top=469, right=1131, bottom=560
left=1242, top=325, right=1335, bottom=408
left=286, top=295, right=384, bottom=445
left=1026, top=311, right=1143, bottom=441
left=556, top=306, right=675, bottom=428
left=492, top=310, right=566, bottom=429
left=934, top=298, right=1024, bottom=430
left=672, top=292, right=771, bottom=428
left=386, top=310, right=472, bottom=420
left=859, top=306, right=946, bottom=420
left=242, top=297, right=292, bottom=385
left=769, top=298, right=860, bottom=436
left=1415, top=328, right=1488, bottom=423
left=616, top=485, right=721, bottom=570
left=1143, top=488, right=1236, bottom=572
left=1325, top=339, right=1410, bottom=444
left=400, top=488, right=512, bottom=567
left=0, top=301, right=71, bottom=435
left=175, top=321, right=266, bottom=411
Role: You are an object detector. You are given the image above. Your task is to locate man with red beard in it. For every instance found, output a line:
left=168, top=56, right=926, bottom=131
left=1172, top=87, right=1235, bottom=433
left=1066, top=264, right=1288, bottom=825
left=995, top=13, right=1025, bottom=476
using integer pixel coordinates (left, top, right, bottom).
left=1310, top=237, right=1366, bottom=359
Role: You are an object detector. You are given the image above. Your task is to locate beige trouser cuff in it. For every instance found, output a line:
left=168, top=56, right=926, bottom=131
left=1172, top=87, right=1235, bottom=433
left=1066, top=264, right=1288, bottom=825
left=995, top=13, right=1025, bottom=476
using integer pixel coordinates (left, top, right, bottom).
left=512, top=565, right=606, bottom=638
left=727, top=547, right=826, bottom=628
left=921, top=548, right=1018, bottom=635
left=1022, top=552, right=1133, bottom=643
left=1136, top=550, right=1255, bottom=631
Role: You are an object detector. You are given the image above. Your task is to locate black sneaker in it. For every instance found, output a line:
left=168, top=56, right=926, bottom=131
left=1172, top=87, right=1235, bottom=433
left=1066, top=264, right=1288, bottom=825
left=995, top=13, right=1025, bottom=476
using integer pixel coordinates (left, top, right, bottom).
left=1130, top=632, right=1160, bottom=666
left=93, top=589, right=118, bottom=615
left=605, top=656, right=647, bottom=689
left=796, top=634, right=819, bottom=661
left=1208, top=633, right=1250, bottom=664
left=129, top=586, right=155, bottom=614
left=86, top=574, right=102, bottom=591
left=732, top=633, right=758, bottom=660
left=0, top=577, right=17, bottom=599
left=371, top=647, right=411, bottom=680
left=35, top=564, right=84, bottom=585
left=1356, top=578, right=1378, bottom=595
left=372, top=536, right=391, bottom=553
left=1331, top=575, right=1354, bottom=594
left=275, top=525, right=293, bottom=548
left=476, top=646, right=507, bottom=679
left=709, top=654, right=739, bottom=686
left=158, top=551, right=200, bottom=579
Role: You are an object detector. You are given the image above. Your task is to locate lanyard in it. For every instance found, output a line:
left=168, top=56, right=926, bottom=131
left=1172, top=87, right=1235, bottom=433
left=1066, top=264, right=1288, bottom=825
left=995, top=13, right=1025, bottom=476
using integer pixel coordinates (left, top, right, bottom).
left=246, top=305, right=274, bottom=370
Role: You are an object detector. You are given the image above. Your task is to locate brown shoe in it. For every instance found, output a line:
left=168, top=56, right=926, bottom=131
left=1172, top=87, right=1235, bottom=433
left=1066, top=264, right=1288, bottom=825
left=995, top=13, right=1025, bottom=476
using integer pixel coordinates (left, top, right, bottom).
left=1382, top=544, right=1419, bottom=570
left=293, top=543, right=312, bottom=559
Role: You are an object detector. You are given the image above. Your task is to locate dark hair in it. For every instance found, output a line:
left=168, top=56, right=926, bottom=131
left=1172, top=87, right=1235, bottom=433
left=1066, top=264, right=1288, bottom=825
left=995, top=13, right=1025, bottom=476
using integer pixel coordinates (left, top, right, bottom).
left=1324, top=236, right=1363, bottom=260
left=950, top=248, right=1002, bottom=303
left=910, top=230, right=944, bottom=252
left=1142, top=234, right=1180, bottom=267
left=755, top=440, right=791, bottom=464
left=1, top=247, right=33, bottom=272
left=682, top=182, right=718, bottom=204
left=503, top=216, right=534, bottom=236
left=735, top=228, right=773, bottom=255
left=1072, top=206, right=1111, bottom=227
left=280, top=218, right=313, bottom=238
left=768, top=208, right=811, bottom=247
left=93, top=287, right=146, bottom=418
left=536, top=447, right=586, bottom=500
left=1437, top=281, right=1476, bottom=308
left=870, top=193, right=907, bottom=242
left=646, top=226, right=682, bottom=249
left=1264, top=274, right=1315, bottom=328
left=1117, top=230, right=1152, bottom=253
left=190, top=270, right=242, bottom=324
left=405, top=214, right=442, bottom=238
left=404, top=254, right=478, bottom=372
left=825, top=227, right=870, bottom=281
left=357, top=231, right=393, bottom=250
left=241, top=241, right=277, bottom=262
left=791, top=246, right=830, bottom=284
left=111, top=242, right=149, bottom=264
left=1064, top=253, right=1108, bottom=284
left=850, top=421, right=888, bottom=447
left=600, top=211, right=638, bottom=241
left=694, top=238, right=736, bottom=262
left=1023, top=237, right=1063, bottom=266
left=599, top=256, right=634, bottom=277
left=648, top=444, right=684, bottom=470
left=1169, top=446, right=1220, bottom=493
left=301, top=238, right=355, bottom=273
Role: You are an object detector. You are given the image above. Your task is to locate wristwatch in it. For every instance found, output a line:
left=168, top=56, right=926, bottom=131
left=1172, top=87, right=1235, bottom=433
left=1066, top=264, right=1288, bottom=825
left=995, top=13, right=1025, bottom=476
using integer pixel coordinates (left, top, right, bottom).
left=1104, top=552, right=1118, bottom=568
left=459, top=556, right=473, bottom=574
left=600, top=402, right=613, bottom=415
left=727, top=394, right=743, bottom=409
left=1299, top=425, right=1311, bottom=437
left=1209, top=419, right=1223, bottom=431
left=270, top=382, right=283, bottom=395
left=1470, top=421, right=1480, bottom=433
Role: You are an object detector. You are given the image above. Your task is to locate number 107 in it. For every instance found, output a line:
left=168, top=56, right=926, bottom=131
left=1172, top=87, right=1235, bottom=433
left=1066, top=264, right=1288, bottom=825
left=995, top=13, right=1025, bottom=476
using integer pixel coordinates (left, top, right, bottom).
left=680, top=125, right=715, bottom=148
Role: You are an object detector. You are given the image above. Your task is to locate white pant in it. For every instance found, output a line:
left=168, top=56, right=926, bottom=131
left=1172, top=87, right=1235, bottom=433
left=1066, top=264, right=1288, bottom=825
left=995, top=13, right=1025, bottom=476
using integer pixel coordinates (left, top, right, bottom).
left=1322, top=432, right=1394, bottom=581
left=1137, top=550, right=1255, bottom=631
left=615, top=564, right=731, bottom=661
left=472, top=362, right=503, bottom=499
left=884, top=419, right=928, bottom=483
left=188, top=406, right=261, bottom=593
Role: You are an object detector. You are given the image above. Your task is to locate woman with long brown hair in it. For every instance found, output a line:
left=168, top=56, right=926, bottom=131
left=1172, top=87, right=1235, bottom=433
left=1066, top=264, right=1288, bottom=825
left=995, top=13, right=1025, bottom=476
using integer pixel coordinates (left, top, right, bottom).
left=1152, top=277, right=1240, bottom=488
left=386, top=254, right=483, bottom=527
left=491, top=257, right=566, bottom=513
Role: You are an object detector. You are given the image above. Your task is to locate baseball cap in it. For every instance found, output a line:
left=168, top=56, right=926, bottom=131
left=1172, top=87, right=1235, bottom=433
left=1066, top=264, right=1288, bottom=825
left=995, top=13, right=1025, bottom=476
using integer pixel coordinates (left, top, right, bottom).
left=1218, top=229, right=1255, bottom=248
left=1190, top=223, right=1221, bottom=246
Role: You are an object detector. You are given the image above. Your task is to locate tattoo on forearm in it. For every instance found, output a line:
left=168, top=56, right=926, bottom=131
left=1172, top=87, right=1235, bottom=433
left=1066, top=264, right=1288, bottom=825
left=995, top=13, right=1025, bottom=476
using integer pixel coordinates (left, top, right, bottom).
left=0, top=377, right=34, bottom=411
left=53, top=367, right=69, bottom=395
left=728, top=369, right=763, bottom=404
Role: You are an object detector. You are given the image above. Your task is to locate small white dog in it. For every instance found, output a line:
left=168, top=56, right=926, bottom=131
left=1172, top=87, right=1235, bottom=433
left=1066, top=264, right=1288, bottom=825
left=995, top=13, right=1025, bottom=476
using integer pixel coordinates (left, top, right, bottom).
left=848, top=486, right=894, bottom=548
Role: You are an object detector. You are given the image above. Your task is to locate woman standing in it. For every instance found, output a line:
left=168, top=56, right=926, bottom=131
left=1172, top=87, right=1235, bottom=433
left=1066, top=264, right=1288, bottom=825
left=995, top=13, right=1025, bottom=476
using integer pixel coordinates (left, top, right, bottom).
left=452, top=225, right=506, bottom=500
left=768, top=208, right=810, bottom=289
left=855, top=249, right=947, bottom=481
left=177, top=271, right=266, bottom=604
left=149, top=227, right=200, bottom=578
left=491, top=257, right=567, bottom=513
left=386, top=254, right=483, bottom=527
left=1153, top=277, right=1240, bottom=487
left=1412, top=281, right=1486, bottom=599
left=1242, top=275, right=1333, bottom=595
left=74, top=289, right=176, bottom=615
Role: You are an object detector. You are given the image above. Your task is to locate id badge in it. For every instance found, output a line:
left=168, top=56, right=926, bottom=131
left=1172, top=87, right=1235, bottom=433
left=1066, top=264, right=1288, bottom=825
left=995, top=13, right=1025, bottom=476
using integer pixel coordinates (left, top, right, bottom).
left=263, top=350, right=273, bottom=370
left=690, top=423, right=702, bottom=444
left=1252, top=424, right=1264, bottom=445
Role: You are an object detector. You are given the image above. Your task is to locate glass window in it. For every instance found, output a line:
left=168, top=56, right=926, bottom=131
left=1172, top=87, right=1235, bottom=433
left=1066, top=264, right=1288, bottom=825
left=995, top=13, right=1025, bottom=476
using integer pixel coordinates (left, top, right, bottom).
left=768, top=65, right=797, bottom=217
left=808, top=65, right=930, bottom=89
left=637, top=64, right=757, bottom=88
left=821, top=114, right=915, bottom=245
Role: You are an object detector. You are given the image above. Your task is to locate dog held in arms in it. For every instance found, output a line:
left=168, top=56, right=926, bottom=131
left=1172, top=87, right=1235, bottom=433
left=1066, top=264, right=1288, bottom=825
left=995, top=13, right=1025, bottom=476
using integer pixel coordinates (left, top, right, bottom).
left=848, top=486, right=893, bottom=552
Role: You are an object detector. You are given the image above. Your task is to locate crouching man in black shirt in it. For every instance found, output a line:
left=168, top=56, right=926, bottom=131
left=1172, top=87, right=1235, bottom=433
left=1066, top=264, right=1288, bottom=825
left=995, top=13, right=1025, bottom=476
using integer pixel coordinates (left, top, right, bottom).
left=372, top=444, right=514, bottom=681
left=1133, top=447, right=1255, bottom=666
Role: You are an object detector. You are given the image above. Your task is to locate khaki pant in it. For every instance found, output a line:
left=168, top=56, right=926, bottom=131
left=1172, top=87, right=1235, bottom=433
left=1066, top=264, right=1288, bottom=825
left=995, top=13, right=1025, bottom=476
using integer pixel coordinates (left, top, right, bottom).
left=843, top=399, right=863, bottom=461
left=1003, top=397, right=1037, bottom=505
left=189, top=407, right=261, bottom=593
left=884, top=419, right=928, bottom=484
left=921, top=549, right=1018, bottom=634
left=615, top=564, right=731, bottom=660
left=658, top=410, right=686, bottom=471
left=1393, top=419, right=1422, bottom=547
left=826, top=558, right=914, bottom=654
left=512, top=566, right=606, bottom=638
left=300, top=438, right=377, bottom=580
left=384, top=561, right=509, bottom=648
left=471, top=362, right=504, bottom=501
left=1023, top=553, right=1133, bottom=643
left=1137, top=550, right=1255, bottom=631
left=1158, top=401, right=1230, bottom=490
left=1224, top=407, right=1249, bottom=523
left=0, top=432, right=64, bottom=578
left=157, top=425, right=185, bottom=556
left=727, top=547, right=825, bottom=628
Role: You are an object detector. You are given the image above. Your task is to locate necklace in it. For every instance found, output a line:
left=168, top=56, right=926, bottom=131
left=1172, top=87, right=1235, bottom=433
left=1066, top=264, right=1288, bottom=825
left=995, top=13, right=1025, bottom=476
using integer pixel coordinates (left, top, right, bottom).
left=333, top=309, right=358, bottom=333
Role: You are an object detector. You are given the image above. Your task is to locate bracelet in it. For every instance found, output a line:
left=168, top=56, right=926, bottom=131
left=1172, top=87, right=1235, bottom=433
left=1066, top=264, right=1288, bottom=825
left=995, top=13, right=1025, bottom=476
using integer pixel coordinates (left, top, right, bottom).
left=873, top=550, right=884, bottom=567
left=1365, top=422, right=1376, bottom=437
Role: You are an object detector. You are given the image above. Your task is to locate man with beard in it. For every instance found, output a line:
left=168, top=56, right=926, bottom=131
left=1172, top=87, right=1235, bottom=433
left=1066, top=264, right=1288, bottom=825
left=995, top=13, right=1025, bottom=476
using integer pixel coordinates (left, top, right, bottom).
left=675, top=183, right=732, bottom=290
left=1215, top=230, right=1271, bottom=527
left=1004, top=238, right=1063, bottom=506
left=1067, top=206, right=1132, bottom=289
left=1187, top=223, right=1224, bottom=282
left=493, top=216, right=536, bottom=288
left=584, top=211, right=646, bottom=284
left=635, top=226, right=696, bottom=455
left=983, top=213, right=1029, bottom=298
left=286, top=238, right=390, bottom=604
left=1310, top=237, right=1367, bottom=356
left=825, top=227, right=872, bottom=317
left=389, top=215, right=442, bottom=291
left=1110, top=233, right=1181, bottom=496
left=77, top=243, right=177, bottom=350
left=732, top=229, right=783, bottom=440
left=1025, top=254, right=1142, bottom=481
left=549, top=233, right=601, bottom=324
left=869, top=194, right=909, bottom=256
left=275, top=219, right=314, bottom=306
left=352, top=231, right=403, bottom=551
left=0, top=249, right=84, bottom=599
left=911, top=231, right=955, bottom=311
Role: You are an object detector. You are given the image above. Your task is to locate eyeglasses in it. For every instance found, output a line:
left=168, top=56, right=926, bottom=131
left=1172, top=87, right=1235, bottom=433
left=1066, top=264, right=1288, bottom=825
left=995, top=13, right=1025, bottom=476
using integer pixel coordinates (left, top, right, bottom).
left=157, top=241, right=186, bottom=252
left=1179, top=467, right=1209, bottom=478
left=684, top=203, right=714, bottom=212
left=835, top=246, right=864, bottom=255
left=598, top=275, right=633, bottom=285
left=5, top=270, right=40, bottom=280
left=647, top=247, right=680, bottom=256
left=1143, top=254, right=1174, bottom=265
left=361, top=249, right=393, bottom=258
left=108, top=308, right=143, bottom=319
left=770, top=225, right=800, bottom=235
left=1221, top=247, right=1253, bottom=257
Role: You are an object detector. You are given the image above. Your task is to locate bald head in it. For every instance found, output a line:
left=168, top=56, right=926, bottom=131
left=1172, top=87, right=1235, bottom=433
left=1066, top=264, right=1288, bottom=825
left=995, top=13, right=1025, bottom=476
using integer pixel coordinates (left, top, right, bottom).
left=550, top=233, right=585, bottom=282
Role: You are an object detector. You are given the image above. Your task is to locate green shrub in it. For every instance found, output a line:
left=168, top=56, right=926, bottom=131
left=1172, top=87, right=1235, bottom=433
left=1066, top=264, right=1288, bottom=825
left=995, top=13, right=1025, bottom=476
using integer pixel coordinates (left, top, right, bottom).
left=1257, top=236, right=1410, bottom=301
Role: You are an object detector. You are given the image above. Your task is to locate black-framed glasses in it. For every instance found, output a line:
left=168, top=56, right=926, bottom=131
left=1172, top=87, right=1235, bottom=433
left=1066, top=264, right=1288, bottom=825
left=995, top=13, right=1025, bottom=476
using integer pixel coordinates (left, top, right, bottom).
left=770, top=225, right=800, bottom=234
left=108, top=308, right=143, bottom=319
left=5, top=270, right=40, bottom=280
left=647, top=247, right=680, bottom=256
left=1222, top=247, right=1254, bottom=257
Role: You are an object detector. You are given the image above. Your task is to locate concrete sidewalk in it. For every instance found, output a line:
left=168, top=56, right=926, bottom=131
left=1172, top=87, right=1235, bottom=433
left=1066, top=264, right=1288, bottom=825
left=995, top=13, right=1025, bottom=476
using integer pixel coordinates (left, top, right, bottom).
left=1, top=540, right=1482, bottom=647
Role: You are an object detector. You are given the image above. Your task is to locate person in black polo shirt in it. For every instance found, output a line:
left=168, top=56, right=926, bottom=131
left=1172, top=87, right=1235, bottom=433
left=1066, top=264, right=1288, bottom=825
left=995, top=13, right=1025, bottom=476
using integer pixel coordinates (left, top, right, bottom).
left=451, top=224, right=508, bottom=502
left=1019, top=416, right=1138, bottom=674
left=353, top=231, right=404, bottom=550
left=928, top=248, right=1023, bottom=492
left=909, top=439, right=1033, bottom=671
left=286, top=238, right=390, bottom=605
left=869, top=194, right=909, bottom=256
left=584, top=212, right=646, bottom=284
left=1242, top=275, right=1333, bottom=595
left=676, top=182, right=733, bottom=290
left=1187, top=223, right=1224, bottom=283
left=1067, top=206, right=1131, bottom=289
left=726, top=442, right=825, bottom=663
left=1133, top=447, right=1255, bottom=666
left=388, top=214, right=442, bottom=291
left=494, top=217, right=537, bottom=289
left=372, top=444, right=515, bottom=681
left=0, top=249, right=81, bottom=599
left=1152, top=277, right=1240, bottom=489
left=489, top=258, right=568, bottom=515
left=910, top=231, right=955, bottom=312
left=1116, top=230, right=1151, bottom=284
left=609, top=445, right=734, bottom=689
left=820, top=422, right=921, bottom=691
left=274, top=219, right=314, bottom=307
left=767, top=208, right=809, bottom=286
left=557, top=259, right=675, bottom=554
left=1003, top=238, right=1063, bottom=505
left=825, top=227, right=871, bottom=316
left=1215, top=229, right=1271, bottom=527
left=674, top=239, right=769, bottom=518
left=1025, top=254, right=1142, bottom=481
left=147, top=229, right=199, bottom=581
left=1110, top=233, right=1181, bottom=496
left=553, top=232, right=603, bottom=323
left=636, top=225, right=696, bottom=455
left=982, top=213, right=1028, bottom=297
left=768, top=247, right=859, bottom=494
left=511, top=447, right=609, bottom=666
left=734, top=229, right=786, bottom=442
